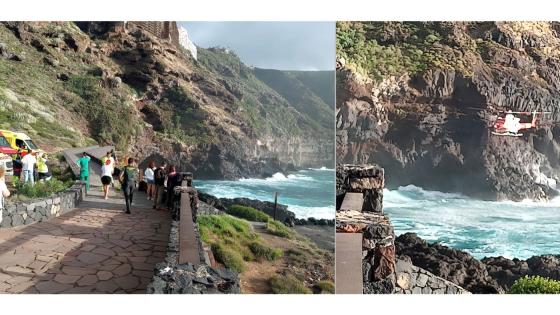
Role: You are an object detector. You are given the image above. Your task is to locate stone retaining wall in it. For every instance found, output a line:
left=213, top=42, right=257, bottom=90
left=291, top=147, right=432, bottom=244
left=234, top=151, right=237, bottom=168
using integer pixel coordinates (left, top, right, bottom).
left=147, top=189, right=241, bottom=294
left=0, top=182, right=85, bottom=229
left=394, top=258, right=468, bottom=294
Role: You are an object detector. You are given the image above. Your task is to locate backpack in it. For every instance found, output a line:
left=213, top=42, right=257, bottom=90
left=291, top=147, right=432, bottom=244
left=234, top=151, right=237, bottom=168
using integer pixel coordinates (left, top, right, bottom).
left=154, top=167, right=164, bottom=180
left=122, top=166, right=137, bottom=185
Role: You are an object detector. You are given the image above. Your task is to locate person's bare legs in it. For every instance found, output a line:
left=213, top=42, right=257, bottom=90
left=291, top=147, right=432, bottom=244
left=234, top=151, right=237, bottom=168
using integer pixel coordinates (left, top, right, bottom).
left=148, top=183, right=155, bottom=200
left=103, top=184, right=109, bottom=199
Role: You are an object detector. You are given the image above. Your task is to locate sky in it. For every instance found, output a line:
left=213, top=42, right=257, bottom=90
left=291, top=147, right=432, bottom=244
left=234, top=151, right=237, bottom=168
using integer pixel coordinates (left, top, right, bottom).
left=179, top=22, right=335, bottom=71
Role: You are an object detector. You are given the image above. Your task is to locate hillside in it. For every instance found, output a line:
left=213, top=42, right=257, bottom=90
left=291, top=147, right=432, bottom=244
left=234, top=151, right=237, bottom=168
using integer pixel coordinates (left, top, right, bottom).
left=253, top=68, right=334, bottom=130
left=0, top=21, right=334, bottom=179
left=337, top=22, right=560, bottom=201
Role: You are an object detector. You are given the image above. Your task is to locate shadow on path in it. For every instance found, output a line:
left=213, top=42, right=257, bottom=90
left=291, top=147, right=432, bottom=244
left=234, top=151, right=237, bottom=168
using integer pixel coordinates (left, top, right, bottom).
left=0, top=187, right=171, bottom=294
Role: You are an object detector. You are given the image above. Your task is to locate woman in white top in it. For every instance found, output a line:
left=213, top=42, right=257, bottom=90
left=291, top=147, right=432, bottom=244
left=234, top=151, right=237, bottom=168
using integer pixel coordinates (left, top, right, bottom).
left=0, top=166, right=11, bottom=225
left=101, top=159, right=113, bottom=200
left=145, top=161, right=156, bottom=200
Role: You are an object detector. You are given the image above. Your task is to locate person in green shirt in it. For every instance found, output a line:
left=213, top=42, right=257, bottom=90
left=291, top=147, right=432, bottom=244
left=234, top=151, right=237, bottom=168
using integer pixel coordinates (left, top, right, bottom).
left=77, top=152, right=91, bottom=192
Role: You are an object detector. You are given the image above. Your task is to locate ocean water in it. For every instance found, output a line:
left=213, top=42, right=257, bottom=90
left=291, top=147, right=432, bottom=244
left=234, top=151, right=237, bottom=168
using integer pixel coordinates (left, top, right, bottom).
left=194, top=168, right=335, bottom=219
left=384, top=185, right=560, bottom=260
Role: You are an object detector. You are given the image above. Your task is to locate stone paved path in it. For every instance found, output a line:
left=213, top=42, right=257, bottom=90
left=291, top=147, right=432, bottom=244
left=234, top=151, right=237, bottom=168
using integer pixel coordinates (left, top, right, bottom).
left=0, top=187, right=170, bottom=294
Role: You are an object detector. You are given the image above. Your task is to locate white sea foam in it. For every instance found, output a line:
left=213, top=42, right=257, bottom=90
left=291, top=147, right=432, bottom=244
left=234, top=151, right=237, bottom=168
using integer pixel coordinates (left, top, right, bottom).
left=308, top=166, right=334, bottom=171
left=195, top=169, right=334, bottom=219
left=286, top=205, right=335, bottom=220
left=384, top=185, right=560, bottom=259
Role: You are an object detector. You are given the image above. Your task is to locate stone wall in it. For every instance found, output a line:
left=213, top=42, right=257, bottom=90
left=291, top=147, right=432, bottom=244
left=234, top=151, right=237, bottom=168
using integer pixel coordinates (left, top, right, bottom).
left=394, top=258, right=468, bottom=294
left=147, top=188, right=241, bottom=294
left=336, top=164, right=384, bottom=213
left=127, top=22, right=180, bottom=48
left=0, top=182, right=85, bottom=229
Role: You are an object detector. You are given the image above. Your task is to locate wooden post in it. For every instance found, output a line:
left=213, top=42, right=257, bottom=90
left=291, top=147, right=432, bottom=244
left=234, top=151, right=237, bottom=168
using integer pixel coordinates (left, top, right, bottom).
left=273, top=192, right=278, bottom=221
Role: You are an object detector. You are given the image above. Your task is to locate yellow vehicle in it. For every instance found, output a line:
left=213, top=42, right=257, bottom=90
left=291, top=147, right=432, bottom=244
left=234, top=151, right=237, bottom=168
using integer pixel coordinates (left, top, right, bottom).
left=0, top=129, right=41, bottom=154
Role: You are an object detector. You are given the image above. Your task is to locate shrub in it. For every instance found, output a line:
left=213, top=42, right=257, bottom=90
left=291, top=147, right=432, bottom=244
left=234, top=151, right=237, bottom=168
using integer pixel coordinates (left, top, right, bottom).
left=198, top=215, right=282, bottom=271
left=266, top=220, right=296, bottom=239
left=270, top=274, right=311, bottom=294
left=316, top=280, right=335, bottom=294
left=211, top=242, right=245, bottom=273
left=248, top=241, right=283, bottom=261
left=14, top=178, right=72, bottom=198
left=508, top=276, right=560, bottom=294
left=227, top=204, right=270, bottom=222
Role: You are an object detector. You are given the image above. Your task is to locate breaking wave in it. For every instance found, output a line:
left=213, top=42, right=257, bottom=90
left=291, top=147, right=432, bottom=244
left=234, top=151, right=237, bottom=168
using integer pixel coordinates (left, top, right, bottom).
left=384, top=185, right=560, bottom=259
left=194, top=169, right=335, bottom=219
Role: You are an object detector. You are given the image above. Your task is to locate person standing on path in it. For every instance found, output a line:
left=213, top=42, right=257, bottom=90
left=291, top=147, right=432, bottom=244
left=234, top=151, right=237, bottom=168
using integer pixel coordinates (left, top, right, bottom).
left=37, top=152, right=51, bottom=181
left=21, top=151, right=37, bottom=186
left=119, top=157, right=138, bottom=214
left=77, top=152, right=91, bottom=193
left=101, top=159, right=113, bottom=200
left=153, top=161, right=167, bottom=211
left=145, top=161, right=156, bottom=200
left=0, top=166, right=11, bottom=226
left=166, top=165, right=181, bottom=211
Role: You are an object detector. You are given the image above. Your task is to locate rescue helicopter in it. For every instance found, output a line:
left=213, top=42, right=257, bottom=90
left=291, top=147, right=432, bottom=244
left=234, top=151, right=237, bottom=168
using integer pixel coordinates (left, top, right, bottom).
left=491, top=110, right=552, bottom=137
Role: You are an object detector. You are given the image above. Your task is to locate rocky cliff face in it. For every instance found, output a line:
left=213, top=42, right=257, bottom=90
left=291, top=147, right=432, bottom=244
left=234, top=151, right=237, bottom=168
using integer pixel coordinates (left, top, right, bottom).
left=0, top=22, right=333, bottom=179
left=337, top=22, right=560, bottom=201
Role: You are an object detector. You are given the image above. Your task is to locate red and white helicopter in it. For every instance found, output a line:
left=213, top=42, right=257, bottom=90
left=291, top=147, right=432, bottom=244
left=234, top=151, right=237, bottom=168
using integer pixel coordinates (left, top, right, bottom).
left=491, top=110, right=551, bottom=137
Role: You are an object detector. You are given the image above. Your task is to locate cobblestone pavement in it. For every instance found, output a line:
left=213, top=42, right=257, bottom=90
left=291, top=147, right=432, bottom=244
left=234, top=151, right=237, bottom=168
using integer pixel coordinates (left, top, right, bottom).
left=0, top=188, right=170, bottom=294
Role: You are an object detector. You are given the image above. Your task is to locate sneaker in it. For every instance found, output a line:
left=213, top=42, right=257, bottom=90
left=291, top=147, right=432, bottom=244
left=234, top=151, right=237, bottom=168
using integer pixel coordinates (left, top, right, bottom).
left=125, top=210, right=131, bottom=214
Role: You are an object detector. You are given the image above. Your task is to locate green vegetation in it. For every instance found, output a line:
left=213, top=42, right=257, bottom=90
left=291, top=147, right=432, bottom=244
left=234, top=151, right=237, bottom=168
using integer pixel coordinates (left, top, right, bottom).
left=266, top=220, right=297, bottom=239
left=211, top=242, right=246, bottom=273
left=508, top=276, right=560, bottom=294
left=252, top=68, right=333, bottom=131
left=316, top=280, right=335, bottom=294
left=336, top=22, right=475, bottom=81
left=197, top=47, right=331, bottom=139
left=270, top=274, right=312, bottom=294
left=226, top=204, right=271, bottom=222
left=198, top=215, right=283, bottom=272
left=66, top=74, right=140, bottom=150
left=13, top=178, right=73, bottom=199
left=248, top=241, right=283, bottom=261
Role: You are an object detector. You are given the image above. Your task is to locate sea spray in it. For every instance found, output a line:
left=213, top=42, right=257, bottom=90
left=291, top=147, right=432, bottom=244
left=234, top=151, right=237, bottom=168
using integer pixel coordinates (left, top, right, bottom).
left=194, top=169, right=335, bottom=219
left=384, top=185, right=560, bottom=259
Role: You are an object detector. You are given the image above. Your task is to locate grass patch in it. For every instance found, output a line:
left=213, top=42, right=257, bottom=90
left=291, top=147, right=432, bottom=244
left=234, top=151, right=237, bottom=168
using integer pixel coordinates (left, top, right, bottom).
left=211, top=242, right=246, bottom=273
left=248, top=241, right=282, bottom=261
left=316, top=280, right=335, bottom=294
left=266, top=220, right=296, bottom=239
left=270, top=274, right=311, bottom=294
left=508, top=276, right=560, bottom=294
left=198, top=215, right=284, bottom=271
left=227, top=204, right=271, bottom=222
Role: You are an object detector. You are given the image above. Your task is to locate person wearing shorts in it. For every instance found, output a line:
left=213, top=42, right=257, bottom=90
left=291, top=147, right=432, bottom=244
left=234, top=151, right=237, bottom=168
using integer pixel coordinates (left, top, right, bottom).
left=101, top=159, right=113, bottom=200
left=145, top=161, right=156, bottom=200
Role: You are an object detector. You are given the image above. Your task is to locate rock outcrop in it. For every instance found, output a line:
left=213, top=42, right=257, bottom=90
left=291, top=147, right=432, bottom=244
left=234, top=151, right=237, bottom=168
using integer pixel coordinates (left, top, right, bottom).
left=395, top=233, right=502, bottom=293
left=396, top=232, right=560, bottom=293
left=483, top=255, right=560, bottom=292
left=0, top=21, right=333, bottom=180
left=337, top=22, right=560, bottom=201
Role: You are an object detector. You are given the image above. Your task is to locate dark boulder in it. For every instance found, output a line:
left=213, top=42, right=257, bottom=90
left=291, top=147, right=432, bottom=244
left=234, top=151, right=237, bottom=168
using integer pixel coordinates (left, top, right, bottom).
left=395, top=233, right=502, bottom=293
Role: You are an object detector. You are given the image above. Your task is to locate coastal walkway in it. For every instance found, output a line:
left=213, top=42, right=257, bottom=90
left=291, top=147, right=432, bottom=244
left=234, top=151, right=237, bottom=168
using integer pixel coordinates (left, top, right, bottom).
left=0, top=186, right=171, bottom=293
left=335, top=192, right=364, bottom=294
